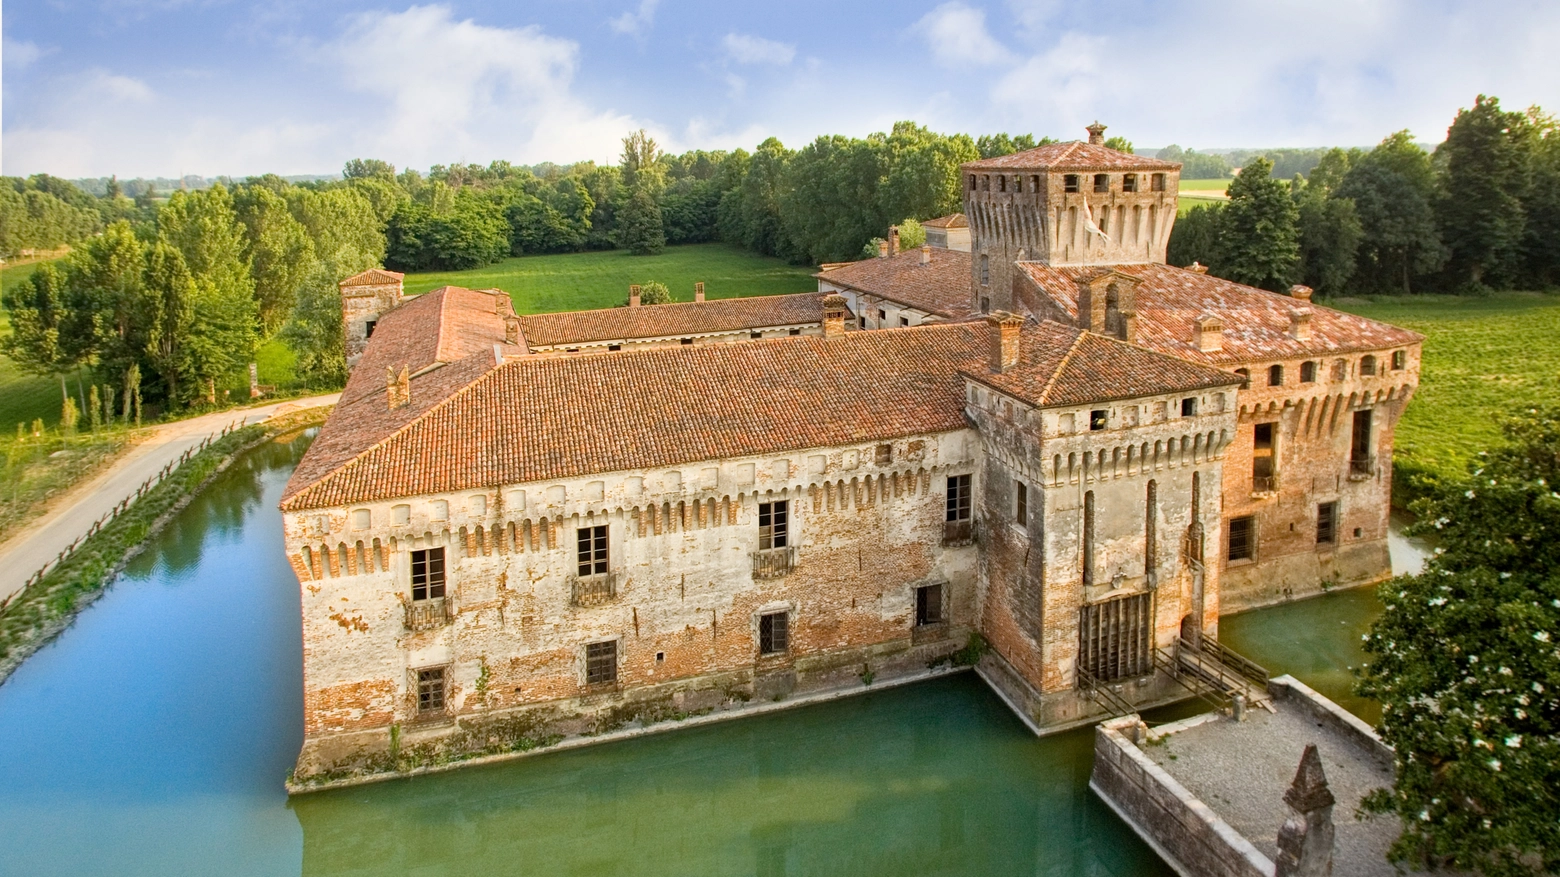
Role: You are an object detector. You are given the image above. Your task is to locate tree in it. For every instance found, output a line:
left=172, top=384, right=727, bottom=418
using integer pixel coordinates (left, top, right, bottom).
left=898, top=217, right=926, bottom=250
left=1520, top=109, right=1560, bottom=287
left=142, top=240, right=197, bottom=404
left=1338, top=138, right=1446, bottom=294
left=879, top=122, right=979, bottom=226
left=1217, top=158, right=1299, bottom=291
left=1156, top=145, right=1232, bottom=179
left=343, top=158, right=396, bottom=181
left=281, top=248, right=378, bottom=388
left=1359, top=404, right=1560, bottom=876
left=1, top=262, right=93, bottom=395
left=616, top=187, right=666, bottom=256
left=1437, top=96, right=1528, bottom=289
left=234, top=184, right=315, bottom=336
left=72, top=221, right=150, bottom=379
left=635, top=281, right=673, bottom=305
left=976, top=133, right=1042, bottom=158
left=1166, top=203, right=1225, bottom=270
left=1293, top=150, right=1363, bottom=295
left=1103, top=136, right=1133, bottom=154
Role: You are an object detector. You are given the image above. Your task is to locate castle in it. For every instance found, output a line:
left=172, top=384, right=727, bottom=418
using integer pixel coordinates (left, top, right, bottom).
left=280, top=125, right=1420, bottom=787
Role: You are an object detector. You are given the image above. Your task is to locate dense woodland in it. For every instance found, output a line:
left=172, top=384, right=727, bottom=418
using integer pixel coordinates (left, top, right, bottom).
left=4, top=95, right=1557, bottom=415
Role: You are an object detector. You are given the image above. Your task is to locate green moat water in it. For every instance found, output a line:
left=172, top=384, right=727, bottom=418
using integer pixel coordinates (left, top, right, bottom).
left=0, top=433, right=1421, bottom=876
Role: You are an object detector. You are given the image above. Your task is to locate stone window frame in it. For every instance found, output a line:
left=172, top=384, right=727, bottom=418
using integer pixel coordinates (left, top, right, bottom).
left=1300, top=360, right=1318, bottom=383
left=351, top=508, right=371, bottom=530
left=758, top=500, right=790, bottom=550
left=1180, top=397, right=1199, bottom=417
left=1122, top=173, right=1138, bottom=193
left=758, top=609, right=790, bottom=656
left=1151, top=174, right=1166, bottom=192
left=1227, top=515, right=1257, bottom=563
left=946, top=474, right=973, bottom=523
left=410, top=547, right=447, bottom=602
left=1391, top=349, right=1406, bottom=370
left=1093, top=173, right=1110, bottom=193
left=1267, top=364, right=1284, bottom=386
left=1064, top=174, right=1081, bottom=193
left=1089, top=409, right=1108, bottom=431
left=584, top=639, right=619, bottom=687
left=1015, top=480, right=1028, bottom=528
left=413, top=664, right=450, bottom=717
left=1360, top=354, right=1377, bottom=376
left=913, top=582, right=946, bottom=628
left=1316, top=501, right=1338, bottom=546
left=577, top=524, right=609, bottom=577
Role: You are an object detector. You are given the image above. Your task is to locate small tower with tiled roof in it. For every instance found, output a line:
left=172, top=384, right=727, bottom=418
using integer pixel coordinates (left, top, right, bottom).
left=962, top=123, right=1181, bottom=314
left=339, top=268, right=406, bottom=365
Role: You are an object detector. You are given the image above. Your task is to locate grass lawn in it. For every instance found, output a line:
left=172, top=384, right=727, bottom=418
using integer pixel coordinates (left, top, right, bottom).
left=1, top=260, right=70, bottom=432
left=1332, top=291, right=1560, bottom=499
left=1178, top=178, right=1232, bottom=192
left=403, top=243, right=820, bottom=313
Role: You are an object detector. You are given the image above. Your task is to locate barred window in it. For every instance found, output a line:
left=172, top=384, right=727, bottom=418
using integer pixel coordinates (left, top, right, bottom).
left=585, top=640, right=617, bottom=686
left=1228, top=516, right=1256, bottom=561
left=946, top=474, right=972, bottom=522
left=759, top=611, right=789, bottom=655
left=759, top=501, right=789, bottom=550
left=577, top=525, right=608, bottom=577
left=416, top=667, right=446, bottom=714
left=1317, top=502, right=1338, bottom=545
left=411, top=548, right=446, bottom=602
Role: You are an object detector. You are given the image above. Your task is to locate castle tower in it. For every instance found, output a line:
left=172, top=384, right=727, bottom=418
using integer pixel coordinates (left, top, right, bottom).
left=339, top=268, right=406, bottom=365
left=961, top=123, right=1181, bottom=313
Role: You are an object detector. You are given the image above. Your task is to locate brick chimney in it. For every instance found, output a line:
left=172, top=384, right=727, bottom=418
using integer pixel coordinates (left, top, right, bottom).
left=1288, top=284, right=1314, bottom=302
left=492, top=292, right=508, bottom=316
left=1195, top=315, right=1224, bottom=352
left=694, top=281, right=705, bottom=303
left=1086, top=121, right=1107, bottom=145
left=1120, top=309, right=1138, bottom=344
left=629, top=284, right=641, bottom=308
left=877, top=240, right=889, bottom=259
left=1289, top=308, right=1313, bottom=341
left=387, top=365, right=410, bottom=410
left=821, top=294, right=848, bottom=338
left=1188, top=262, right=1209, bottom=274
left=888, top=226, right=900, bottom=257
left=988, top=311, right=1023, bottom=372
left=920, top=245, right=931, bottom=266
left=505, top=316, right=521, bottom=346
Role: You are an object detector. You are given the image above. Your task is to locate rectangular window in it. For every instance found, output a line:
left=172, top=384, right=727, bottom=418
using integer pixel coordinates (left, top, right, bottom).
left=1181, top=397, right=1198, bottom=417
left=875, top=444, right=892, bottom=465
left=759, top=611, right=789, bottom=655
left=416, top=667, right=446, bottom=714
left=1351, top=409, right=1374, bottom=474
left=788, top=328, right=801, bottom=336
left=608, top=344, right=623, bottom=351
left=577, top=525, right=608, bottom=577
left=1122, top=174, right=1137, bottom=193
left=758, top=501, right=789, bottom=550
left=1253, top=422, right=1276, bottom=490
left=585, top=640, right=617, bottom=686
left=1093, top=173, right=1110, bottom=193
left=680, top=338, right=693, bottom=346
left=1015, top=481, right=1028, bottom=525
left=1316, top=502, right=1337, bottom=545
left=410, top=548, right=446, bottom=601
left=1301, top=360, right=1317, bottom=383
left=1151, top=174, right=1166, bottom=192
left=915, top=584, right=944, bottom=627
left=1227, top=516, right=1255, bottom=561
left=1064, top=174, right=1080, bottom=193
left=946, top=474, right=972, bottom=522
left=1392, top=350, right=1406, bottom=370
left=980, top=254, right=990, bottom=286
left=749, top=332, right=761, bottom=340
left=877, top=308, right=886, bottom=322
left=1089, top=409, right=1108, bottom=431
left=364, top=319, right=377, bottom=338
left=899, top=316, right=910, bottom=327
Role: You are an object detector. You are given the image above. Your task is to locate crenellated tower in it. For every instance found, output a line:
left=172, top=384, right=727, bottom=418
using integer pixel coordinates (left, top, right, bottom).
left=962, top=123, right=1181, bottom=314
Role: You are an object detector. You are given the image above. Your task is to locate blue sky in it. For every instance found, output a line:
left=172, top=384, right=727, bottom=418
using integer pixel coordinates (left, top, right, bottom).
left=4, top=0, right=1559, bottom=178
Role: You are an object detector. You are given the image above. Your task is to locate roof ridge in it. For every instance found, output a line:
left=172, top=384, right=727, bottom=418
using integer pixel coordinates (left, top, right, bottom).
left=1035, top=329, right=1089, bottom=405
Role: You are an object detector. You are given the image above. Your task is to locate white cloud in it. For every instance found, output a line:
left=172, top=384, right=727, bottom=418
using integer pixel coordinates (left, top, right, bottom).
left=98, top=72, right=155, bottom=101
left=3, top=39, right=50, bottom=70
left=609, top=0, right=659, bottom=36
left=722, top=33, right=796, bottom=66
left=914, top=2, right=1013, bottom=68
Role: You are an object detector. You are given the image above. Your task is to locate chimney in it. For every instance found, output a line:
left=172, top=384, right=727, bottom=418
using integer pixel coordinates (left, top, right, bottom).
left=920, top=245, right=931, bottom=266
left=1120, top=309, right=1138, bottom=345
left=877, top=240, right=889, bottom=259
left=694, top=281, right=705, bottom=303
left=987, top=311, right=1023, bottom=372
left=821, top=294, right=848, bottom=338
left=1288, top=284, right=1314, bottom=302
left=629, top=284, right=641, bottom=308
left=1188, top=261, right=1209, bottom=274
left=888, top=226, right=900, bottom=257
left=505, top=316, right=521, bottom=346
left=1086, top=121, right=1107, bottom=145
left=1274, top=744, right=1337, bottom=877
left=1195, top=315, right=1224, bottom=352
left=493, top=293, right=507, bottom=316
left=387, top=365, right=410, bottom=410
left=1289, top=308, right=1313, bottom=341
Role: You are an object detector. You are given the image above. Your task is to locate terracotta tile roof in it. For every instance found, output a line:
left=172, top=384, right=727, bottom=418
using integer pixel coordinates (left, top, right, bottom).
left=922, top=213, right=968, bottom=229
left=1016, top=262, right=1424, bottom=365
left=339, top=267, right=406, bottom=287
left=964, top=141, right=1181, bottom=172
left=281, top=317, right=1237, bottom=510
left=969, top=319, right=1242, bottom=408
left=815, top=248, right=973, bottom=318
left=517, top=293, right=826, bottom=347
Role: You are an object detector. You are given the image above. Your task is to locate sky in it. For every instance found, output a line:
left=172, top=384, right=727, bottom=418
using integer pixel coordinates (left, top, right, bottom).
left=3, top=0, right=1560, bottom=179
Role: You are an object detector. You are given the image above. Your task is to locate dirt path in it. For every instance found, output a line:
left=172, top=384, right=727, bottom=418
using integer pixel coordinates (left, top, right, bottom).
left=0, top=394, right=338, bottom=602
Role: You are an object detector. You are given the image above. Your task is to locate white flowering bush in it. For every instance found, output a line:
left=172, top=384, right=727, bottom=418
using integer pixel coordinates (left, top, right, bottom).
left=1359, top=405, right=1560, bottom=875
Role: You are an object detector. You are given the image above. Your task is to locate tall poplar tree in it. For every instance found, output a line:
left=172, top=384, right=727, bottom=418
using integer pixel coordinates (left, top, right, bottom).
left=1437, top=95, right=1527, bottom=288
left=1218, top=157, right=1300, bottom=291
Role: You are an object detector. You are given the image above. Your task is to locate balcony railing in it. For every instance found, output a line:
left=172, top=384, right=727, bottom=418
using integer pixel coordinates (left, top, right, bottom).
left=1349, top=454, right=1376, bottom=479
left=752, top=546, right=796, bottom=579
left=943, top=519, right=974, bottom=546
left=571, top=573, right=617, bottom=608
left=404, top=596, right=451, bottom=631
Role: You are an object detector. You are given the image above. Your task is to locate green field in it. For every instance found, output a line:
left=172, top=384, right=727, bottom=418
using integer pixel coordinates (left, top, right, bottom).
left=1, top=260, right=70, bottom=431
left=1332, top=292, right=1560, bottom=499
left=1176, top=179, right=1230, bottom=216
left=403, top=243, right=820, bottom=313
left=1178, top=178, right=1232, bottom=192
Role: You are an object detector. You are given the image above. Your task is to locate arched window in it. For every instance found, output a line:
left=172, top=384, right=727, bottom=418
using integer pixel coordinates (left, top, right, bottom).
left=1268, top=364, right=1284, bottom=386
left=1235, top=368, right=1250, bottom=389
left=1300, top=361, right=1317, bottom=383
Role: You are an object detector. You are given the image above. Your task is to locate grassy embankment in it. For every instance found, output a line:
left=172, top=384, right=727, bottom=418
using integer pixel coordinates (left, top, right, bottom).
left=1332, top=292, right=1560, bottom=504
left=403, top=242, right=819, bottom=313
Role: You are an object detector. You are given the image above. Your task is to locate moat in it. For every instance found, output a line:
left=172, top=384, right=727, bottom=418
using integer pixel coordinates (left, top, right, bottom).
left=0, top=432, right=1413, bottom=876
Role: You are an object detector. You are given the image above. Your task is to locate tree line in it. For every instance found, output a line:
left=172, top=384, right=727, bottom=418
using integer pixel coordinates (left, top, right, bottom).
left=1168, top=95, right=1560, bottom=295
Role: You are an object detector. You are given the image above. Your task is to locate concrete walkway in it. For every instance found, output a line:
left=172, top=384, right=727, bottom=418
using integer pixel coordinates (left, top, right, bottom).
left=0, top=394, right=338, bottom=602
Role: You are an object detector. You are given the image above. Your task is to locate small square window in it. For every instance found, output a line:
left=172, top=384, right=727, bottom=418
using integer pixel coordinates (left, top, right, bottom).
left=1064, top=174, right=1080, bottom=194
left=759, top=501, right=789, bottom=550
left=946, top=474, right=972, bottom=522
left=1227, top=516, right=1255, bottom=561
left=1181, top=397, right=1198, bottom=417
left=1300, top=361, right=1317, bottom=383
left=608, top=344, right=622, bottom=351
left=586, top=640, right=617, bottom=686
left=1268, top=364, right=1284, bottom=386
left=750, top=332, right=761, bottom=340
left=875, top=444, right=892, bottom=465
left=1316, top=502, right=1337, bottom=545
left=1089, top=409, right=1108, bottom=431
left=914, top=584, right=944, bottom=627
left=788, top=328, right=801, bottom=336
left=680, top=338, right=693, bottom=346
left=1360, top=355, right=1377, bottom=376
left=416, top=666, right=446, bottom=714
left=759, top=611, right=789, bottom=655
left=1093, top=174, right=1110, bottom=193
left=411, top=548, right=446, bottom=601
left=1122, top=174, right=1137, bottom=193
left=900, top=317, right=910, bottom=327
left=1151, top=174, right=1166, bottom=192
